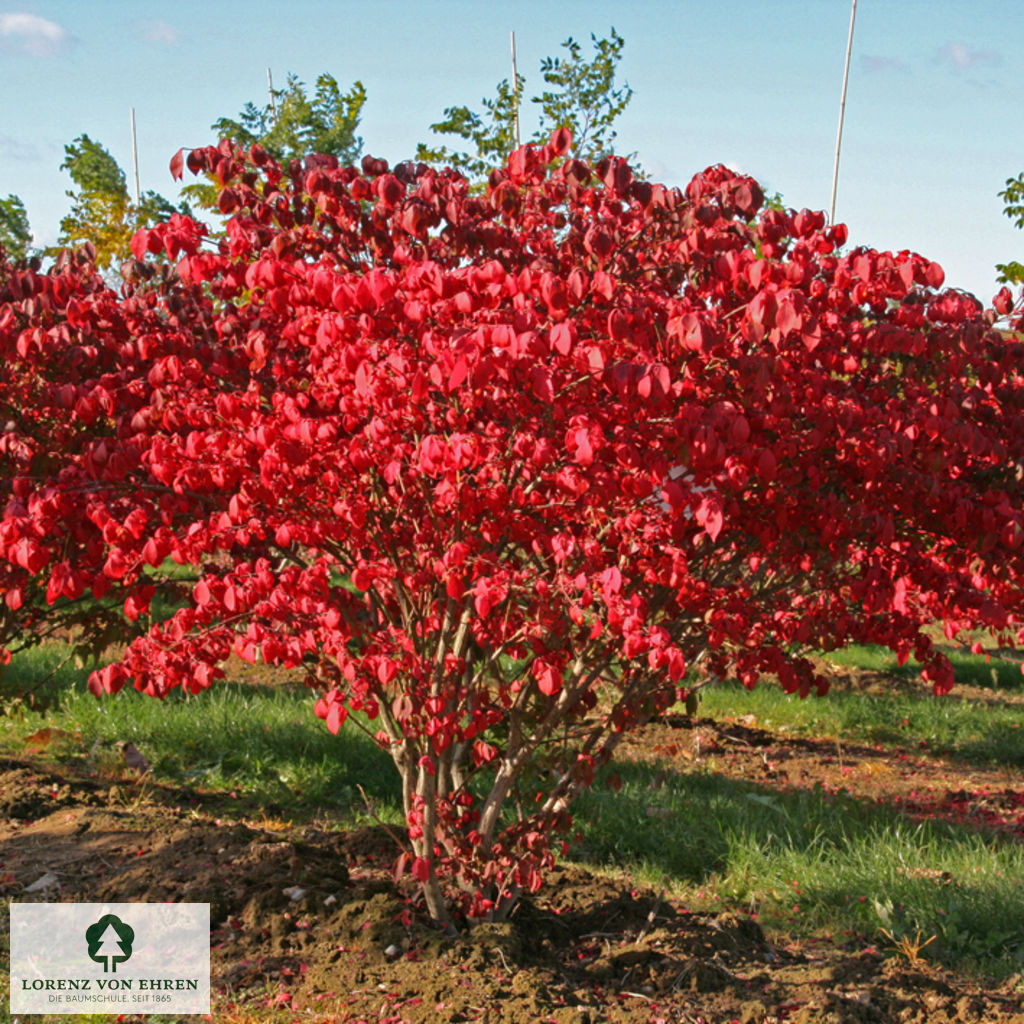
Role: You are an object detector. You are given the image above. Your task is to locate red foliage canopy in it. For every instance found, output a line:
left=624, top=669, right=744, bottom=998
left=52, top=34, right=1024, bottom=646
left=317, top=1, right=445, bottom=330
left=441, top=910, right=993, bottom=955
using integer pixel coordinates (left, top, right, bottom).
left=3, top=133, right=1024, bottom=926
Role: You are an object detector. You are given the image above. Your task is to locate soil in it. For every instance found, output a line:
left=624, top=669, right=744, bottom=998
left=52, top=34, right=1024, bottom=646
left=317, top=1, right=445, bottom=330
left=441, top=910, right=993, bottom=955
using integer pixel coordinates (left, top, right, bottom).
left=3, top=681, right=1024, bottom=1023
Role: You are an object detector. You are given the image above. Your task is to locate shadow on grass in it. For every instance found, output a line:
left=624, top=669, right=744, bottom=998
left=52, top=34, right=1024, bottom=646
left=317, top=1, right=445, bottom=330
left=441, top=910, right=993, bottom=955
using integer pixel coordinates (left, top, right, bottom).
left=1, top=666, right=403, bottom=822
left=103, top=682, right=402, bottom=817
left=946, top=651, right=1024, bottom=692
left=830, top=642, right=1024, bottom=693
left=701, top=675, right=1024, bottom=769
left=571, top=759, right=1024, bottom=975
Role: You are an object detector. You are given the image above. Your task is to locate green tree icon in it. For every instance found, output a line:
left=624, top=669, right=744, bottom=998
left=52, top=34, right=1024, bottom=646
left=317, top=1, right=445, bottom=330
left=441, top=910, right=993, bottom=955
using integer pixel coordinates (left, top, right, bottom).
left=85, top=914, right=134, bottom=973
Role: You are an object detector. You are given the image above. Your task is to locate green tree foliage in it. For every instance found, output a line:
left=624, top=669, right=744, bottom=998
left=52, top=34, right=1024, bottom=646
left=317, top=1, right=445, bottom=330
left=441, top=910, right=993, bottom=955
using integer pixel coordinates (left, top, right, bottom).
left=182, top=73, right=366, bottom=210
left=417, top=29, right=633, bottom=180
left=56, top=134, right=182, bottom=272
left=534, top=30, right=633, bottom=160
left=0, top=194, right=31, bottom=261
left=213, top=73, right=365, bottom=164
left=416, top=76, right=524, bottom=183
left=997, top=172, right=1024, bottom=286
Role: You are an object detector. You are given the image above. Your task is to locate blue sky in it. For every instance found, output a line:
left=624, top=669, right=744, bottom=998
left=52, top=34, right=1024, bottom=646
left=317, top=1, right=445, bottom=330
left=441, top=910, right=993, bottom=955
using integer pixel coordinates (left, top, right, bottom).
left=1, top=0, right=1021, bottom=303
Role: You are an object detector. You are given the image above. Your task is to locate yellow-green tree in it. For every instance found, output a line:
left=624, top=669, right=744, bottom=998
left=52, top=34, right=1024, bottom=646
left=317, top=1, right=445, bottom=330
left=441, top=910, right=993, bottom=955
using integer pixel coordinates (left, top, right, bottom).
left=0, top=194, right=31, bottom=261
left=56, top=134, right=182, bottom=273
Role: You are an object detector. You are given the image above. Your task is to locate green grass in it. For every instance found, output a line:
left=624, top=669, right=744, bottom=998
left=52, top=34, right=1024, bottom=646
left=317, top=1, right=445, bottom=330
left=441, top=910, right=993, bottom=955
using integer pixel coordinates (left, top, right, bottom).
left=829, top=640, right=1024, bottom=691
left=572, top=761, right=1024, bottom=975
left=0, top=642, right=91, bottom=710
left=0, top=644, right=402, bottom=825
left=4, top=641, right=1024, bottom=977
left=694, top=656, right=1024, bottom=768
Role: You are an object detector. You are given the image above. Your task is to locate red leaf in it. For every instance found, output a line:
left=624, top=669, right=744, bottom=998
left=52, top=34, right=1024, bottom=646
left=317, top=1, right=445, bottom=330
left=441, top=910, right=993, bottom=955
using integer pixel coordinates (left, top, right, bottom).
left=378, top=174, right=404, bottom=206
left=472, top=740, right=498, bottom=766
left=745, top=291, right=776, bottom=344
left=351, top=566, right=374, bottom=591
left=670, top=313, right=713, bottom=353
left=601, top=566, right=623, bottom=599
left=130, top=230, right=149, bottom=262
left=102, top=549, right=128, bottom=580
left=531, top=367, right=554, bottom=403
left=218, top=188, right=239, bottom=215
left=592, top=271, right=615, bottom=302
left=551, top=323, right=573, bottom=356
left=448, top=355, right=469, bottom=391
left=695, top=495, right=724, bottom=541
left=757, top=449, right=777, bottom=481
left=550, top=127, right=572, bottom=156
left=994, top=286, right=1014, bottom=316
left=533, top=661, right=562, bottom=697
left=572, top=428, right=594, bottom=466
left=776, top=299, right=800, bottom=337
left=925, top=261, right=945, bottom=289
left=607, top=308, right=631, bottom=341
left=169, top=148, right=185, bottom=181
left=354, top=361, right=371, bottom=398
left=662, top=480, right=686, bottom=508
left=584, top=226, right=614, bottom=260
left=392, top=852, right=410, bottom=882
left=326, top=702, right=348, bottom=734
left=540, top=273, right=568, bottom=316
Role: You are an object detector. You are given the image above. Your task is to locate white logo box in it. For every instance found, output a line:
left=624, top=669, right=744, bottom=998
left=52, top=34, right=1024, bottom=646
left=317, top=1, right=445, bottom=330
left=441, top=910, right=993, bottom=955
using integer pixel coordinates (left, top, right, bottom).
left=10, top=902, right=210, bottom=1015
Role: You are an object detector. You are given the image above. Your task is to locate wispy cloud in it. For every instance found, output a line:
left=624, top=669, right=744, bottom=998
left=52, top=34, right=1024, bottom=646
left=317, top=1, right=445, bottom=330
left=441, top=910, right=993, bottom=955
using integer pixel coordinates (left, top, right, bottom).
left=0, top=133, right=43, bottom=162
left=135, top=19, right=179, bottom=46
left=861, top=55, right=908, bottom=74
left=0, top=12, right=69, bottom=57
left=934, top=42, right=1001, bottom=72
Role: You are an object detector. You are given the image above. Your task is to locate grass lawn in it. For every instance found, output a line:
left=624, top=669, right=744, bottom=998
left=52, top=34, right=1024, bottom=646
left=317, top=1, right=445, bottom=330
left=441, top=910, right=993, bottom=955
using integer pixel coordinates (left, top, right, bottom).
left=2, top=638, right=1023, bottom=980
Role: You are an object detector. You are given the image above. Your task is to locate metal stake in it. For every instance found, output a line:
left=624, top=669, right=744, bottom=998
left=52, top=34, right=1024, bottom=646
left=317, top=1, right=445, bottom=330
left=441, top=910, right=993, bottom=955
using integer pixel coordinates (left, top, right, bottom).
left=130, top=107, right=141, bottom=206
left=268, top=67, right=277, bottom=119
left=830, top=0, right=857, bottom=224
left=510, top=31, right=521, bottom=148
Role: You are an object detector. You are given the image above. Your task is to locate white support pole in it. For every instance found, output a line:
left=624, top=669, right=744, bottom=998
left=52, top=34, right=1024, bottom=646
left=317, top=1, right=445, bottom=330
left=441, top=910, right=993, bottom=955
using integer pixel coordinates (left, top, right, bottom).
left=510, top=31, right=521, bottom=148
left=267, top=67, right=277, bottom=119
left=830, top=0, right=857, bottom=224
left=130, top=107, right=141, bottom=206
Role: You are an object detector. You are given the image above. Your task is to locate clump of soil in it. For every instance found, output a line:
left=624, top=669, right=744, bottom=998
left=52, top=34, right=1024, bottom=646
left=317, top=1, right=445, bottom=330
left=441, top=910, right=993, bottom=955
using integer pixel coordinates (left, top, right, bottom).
left=2, top=724, right=1023, bottom=1023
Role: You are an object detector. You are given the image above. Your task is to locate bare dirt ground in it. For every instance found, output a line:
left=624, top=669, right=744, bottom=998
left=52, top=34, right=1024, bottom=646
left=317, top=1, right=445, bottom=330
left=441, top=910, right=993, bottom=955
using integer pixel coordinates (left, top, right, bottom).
left=3, top=691, right=1024, bottom=1024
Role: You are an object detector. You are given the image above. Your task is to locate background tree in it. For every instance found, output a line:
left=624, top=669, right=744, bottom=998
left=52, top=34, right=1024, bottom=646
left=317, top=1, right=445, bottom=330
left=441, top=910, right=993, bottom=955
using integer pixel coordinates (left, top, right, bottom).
left=417, top=29, right=632, bottom=179
left=415, top=75, right=524, bottom=183
left=181, top=73, right=366, bottom=210
left=56, top=134, right=183, bottom=273
left=212, top=72, right=365, bottom=164
left=997, top=172, right=1024, bottom=286
left=0, top=194, right=32, bottom=261
left=533, top=30, right=632, bottom=160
